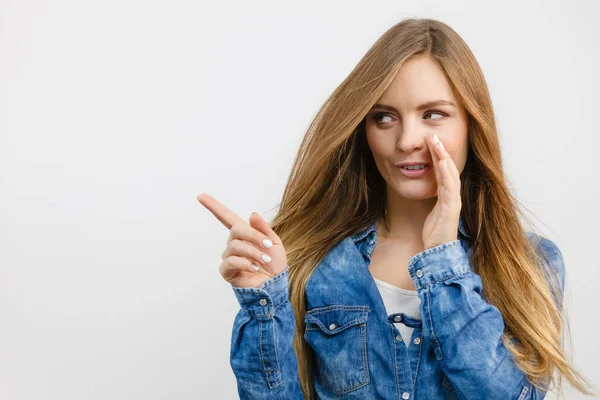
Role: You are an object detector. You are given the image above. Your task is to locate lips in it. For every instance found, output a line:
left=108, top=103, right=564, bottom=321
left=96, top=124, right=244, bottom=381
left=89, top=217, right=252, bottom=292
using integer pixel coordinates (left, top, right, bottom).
left=395, top=163, right=431, bottom=177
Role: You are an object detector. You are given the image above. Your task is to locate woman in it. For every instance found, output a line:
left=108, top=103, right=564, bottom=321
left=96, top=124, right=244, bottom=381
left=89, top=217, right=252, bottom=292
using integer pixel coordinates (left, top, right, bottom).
left=198, top=18, right=595, bottom=399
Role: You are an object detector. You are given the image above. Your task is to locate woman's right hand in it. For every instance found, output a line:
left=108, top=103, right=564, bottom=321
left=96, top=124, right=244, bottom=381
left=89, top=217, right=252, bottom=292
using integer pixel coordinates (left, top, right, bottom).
left=197, top=193, right=288, bottom=288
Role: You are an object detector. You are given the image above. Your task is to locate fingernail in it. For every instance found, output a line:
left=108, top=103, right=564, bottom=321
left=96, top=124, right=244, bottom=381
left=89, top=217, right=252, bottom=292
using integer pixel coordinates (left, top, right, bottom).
left=261, top=254, right=271, bottom=263
left=433, top=134, right=440, bottom=144
left=263, top=238, right=273, bottom=248
left=252, top=264, right=259, bottom=271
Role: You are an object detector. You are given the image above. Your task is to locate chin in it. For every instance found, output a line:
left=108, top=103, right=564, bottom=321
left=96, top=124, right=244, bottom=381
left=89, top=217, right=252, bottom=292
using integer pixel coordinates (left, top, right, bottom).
left=389, top=183, right=437, bottom=200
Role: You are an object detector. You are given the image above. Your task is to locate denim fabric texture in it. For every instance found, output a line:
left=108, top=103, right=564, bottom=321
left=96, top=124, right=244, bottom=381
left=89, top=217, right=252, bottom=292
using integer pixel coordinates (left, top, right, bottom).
left=229, top=216, right=565, bottom=399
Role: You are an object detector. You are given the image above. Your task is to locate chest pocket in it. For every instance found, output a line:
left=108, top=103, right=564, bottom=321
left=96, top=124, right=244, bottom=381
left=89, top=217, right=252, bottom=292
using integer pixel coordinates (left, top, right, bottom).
left=304, top=305, right=371, bottom=395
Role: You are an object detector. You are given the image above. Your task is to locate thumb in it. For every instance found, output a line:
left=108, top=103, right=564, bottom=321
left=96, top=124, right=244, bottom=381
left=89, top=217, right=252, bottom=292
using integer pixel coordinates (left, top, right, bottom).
left=249, top=212, right=278, bottom=242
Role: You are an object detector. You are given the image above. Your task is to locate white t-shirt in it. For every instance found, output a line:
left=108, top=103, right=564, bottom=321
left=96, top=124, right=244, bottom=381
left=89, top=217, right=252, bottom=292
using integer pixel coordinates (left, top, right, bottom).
left=372, top=277, right=421, bottom=347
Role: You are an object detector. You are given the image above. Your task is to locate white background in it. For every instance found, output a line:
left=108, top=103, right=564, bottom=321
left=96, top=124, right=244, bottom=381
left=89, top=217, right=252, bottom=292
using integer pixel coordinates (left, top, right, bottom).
left=1, top=0, right=599, bottom=399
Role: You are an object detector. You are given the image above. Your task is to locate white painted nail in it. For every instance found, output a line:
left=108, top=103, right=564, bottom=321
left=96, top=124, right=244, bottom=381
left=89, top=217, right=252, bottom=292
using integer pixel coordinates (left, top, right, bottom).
left=263, top=238, right=273, bottom=248
left=252, top=264, right=259, bottom=271
left=261, top=254, right=271, bottom=263
left=433, top=134, right=440, bottom=144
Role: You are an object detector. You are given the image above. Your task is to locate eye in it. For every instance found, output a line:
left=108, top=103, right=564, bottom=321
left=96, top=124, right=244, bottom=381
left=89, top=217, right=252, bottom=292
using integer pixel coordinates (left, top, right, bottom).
left=424, top=111, right=447, bottom=120
left=372, top=113, right=396, bottom=125
left=371, top=111, right=448, bottom=125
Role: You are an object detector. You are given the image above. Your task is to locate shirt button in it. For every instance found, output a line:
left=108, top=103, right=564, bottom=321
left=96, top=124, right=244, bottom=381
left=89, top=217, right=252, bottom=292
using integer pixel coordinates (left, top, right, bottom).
left=369, top=239, right=375, bottom=245
left=414, top=337, right=421, bottom=345
left=402, top=392, right=410, bottom=399
left=416, top=269, right=423, bottom=278
left=329, top=323, right=337, bottom=330
left=393, top=315, right=401, bottom=322
left=395, top=335, right=402, bottom=342
left=259, top=298, right=267, bottom=306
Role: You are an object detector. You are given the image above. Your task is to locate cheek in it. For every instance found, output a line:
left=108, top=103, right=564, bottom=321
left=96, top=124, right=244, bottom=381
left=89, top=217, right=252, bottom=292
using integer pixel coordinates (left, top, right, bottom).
left=448, top=138, right=469, bottom=172
left=366, top=132, right=393, bottom=158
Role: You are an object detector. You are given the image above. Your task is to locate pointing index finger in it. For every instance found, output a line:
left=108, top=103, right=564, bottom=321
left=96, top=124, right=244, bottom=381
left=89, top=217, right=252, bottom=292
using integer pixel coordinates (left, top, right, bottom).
left=197, top=193, right=244, bottom=230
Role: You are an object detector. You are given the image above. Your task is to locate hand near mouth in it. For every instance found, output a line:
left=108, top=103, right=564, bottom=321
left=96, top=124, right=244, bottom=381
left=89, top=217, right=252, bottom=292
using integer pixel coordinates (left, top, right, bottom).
left=422, top=133, right=462, bottom=249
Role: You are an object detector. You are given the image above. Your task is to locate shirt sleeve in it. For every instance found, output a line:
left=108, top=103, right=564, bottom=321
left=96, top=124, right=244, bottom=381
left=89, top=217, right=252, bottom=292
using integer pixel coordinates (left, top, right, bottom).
left=229, top=266, right=305, bottom=399
left=407, top=237, right=565, bottom=400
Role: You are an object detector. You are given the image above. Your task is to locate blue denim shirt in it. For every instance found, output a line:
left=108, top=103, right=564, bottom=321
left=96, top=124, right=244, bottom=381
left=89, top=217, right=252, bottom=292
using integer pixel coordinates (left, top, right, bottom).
left=229, top=217, right=565, bottom=399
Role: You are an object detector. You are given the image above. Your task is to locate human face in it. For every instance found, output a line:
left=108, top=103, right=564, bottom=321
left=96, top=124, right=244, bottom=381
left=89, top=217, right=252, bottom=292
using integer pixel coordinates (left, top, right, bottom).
left=365, top=54, right=469, bottom=200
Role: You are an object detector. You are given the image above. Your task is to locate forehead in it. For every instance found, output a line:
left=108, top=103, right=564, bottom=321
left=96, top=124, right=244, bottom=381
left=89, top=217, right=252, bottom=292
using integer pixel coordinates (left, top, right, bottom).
left=378, top=55, right=456, bottom=106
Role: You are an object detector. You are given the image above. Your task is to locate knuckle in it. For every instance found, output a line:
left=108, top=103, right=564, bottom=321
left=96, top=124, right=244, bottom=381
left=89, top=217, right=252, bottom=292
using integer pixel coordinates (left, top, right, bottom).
left=230, top=239, right=244, bottom=253
left=222, top=257, right=231, bottom=269
left=231, top=222, right=243, bottom=237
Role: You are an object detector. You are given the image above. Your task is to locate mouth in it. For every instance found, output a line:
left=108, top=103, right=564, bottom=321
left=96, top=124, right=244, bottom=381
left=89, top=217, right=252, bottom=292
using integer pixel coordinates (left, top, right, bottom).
left=395, top=163, right=431, bottom=178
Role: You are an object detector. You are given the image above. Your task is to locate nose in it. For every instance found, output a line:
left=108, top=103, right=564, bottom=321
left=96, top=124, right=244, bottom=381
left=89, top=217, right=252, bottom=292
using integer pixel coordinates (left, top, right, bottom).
left=396, top=126, right=427, bottom=153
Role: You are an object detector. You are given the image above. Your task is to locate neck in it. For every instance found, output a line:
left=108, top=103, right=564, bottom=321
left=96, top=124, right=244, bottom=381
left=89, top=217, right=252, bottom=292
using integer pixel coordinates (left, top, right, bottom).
left=377, top=187, right=437, bottom=242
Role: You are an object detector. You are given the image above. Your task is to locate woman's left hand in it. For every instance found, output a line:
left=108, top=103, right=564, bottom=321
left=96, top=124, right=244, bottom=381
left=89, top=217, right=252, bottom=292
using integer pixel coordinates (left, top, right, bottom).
left=422, top=133, right=462, bottom=250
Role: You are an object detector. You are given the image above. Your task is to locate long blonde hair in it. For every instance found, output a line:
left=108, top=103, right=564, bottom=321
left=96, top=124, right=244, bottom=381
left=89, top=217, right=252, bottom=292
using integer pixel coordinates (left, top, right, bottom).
left=266, top=18, right=596, bottom=398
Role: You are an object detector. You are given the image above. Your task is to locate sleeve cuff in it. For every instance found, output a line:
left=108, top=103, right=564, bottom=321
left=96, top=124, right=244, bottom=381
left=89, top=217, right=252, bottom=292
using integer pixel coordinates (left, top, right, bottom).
left=407, top=240, right=473, bottom=290
left=231, top=265, right=290, bottom=316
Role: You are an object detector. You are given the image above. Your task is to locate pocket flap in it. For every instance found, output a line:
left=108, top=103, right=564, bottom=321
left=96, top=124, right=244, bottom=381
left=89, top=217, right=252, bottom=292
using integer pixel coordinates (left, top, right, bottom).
left=305, top=305, right=369, bottom=335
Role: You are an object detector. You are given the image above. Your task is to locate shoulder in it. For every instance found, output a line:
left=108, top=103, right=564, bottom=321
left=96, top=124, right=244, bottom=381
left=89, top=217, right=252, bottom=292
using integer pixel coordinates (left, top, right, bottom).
left=525, top=232, right=566, bottom=301
left=525, top=232, right=565, bottom=270
left=526, top=232, right=564, bottom=260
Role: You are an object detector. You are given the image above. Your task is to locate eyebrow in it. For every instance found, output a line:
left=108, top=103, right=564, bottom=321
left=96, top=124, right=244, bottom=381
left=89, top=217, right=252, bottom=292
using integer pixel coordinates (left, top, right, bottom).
left=371, top=100, right=457, bottom=112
